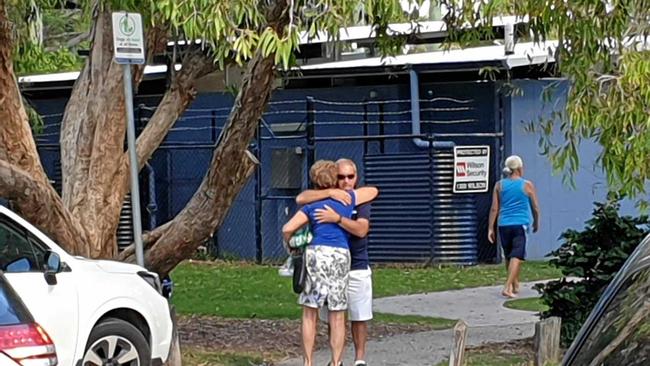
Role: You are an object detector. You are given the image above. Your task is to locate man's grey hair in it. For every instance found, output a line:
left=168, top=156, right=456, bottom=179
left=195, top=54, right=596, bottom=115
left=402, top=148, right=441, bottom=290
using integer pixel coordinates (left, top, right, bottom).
left=335, top=158, right=357, bottom=172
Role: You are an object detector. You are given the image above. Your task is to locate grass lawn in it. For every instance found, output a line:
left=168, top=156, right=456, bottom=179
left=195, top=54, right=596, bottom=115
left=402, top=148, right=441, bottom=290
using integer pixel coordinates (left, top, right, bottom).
left=504, top=297, right=549, bottom=313
left=373, top=261, right=560, bottom=297
left=171, top=260, right=560, bottom=320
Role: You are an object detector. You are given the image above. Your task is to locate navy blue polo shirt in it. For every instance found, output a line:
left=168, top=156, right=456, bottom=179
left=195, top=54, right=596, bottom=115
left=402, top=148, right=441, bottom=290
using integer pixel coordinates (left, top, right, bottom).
left=350, top=203, right=371, bottom=270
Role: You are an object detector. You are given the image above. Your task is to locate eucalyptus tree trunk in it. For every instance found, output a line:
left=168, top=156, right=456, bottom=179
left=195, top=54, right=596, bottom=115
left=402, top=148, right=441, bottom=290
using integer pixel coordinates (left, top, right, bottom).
left=0, top=0, right=86, bottom=253
left=1, top=0, right=287, bottom=277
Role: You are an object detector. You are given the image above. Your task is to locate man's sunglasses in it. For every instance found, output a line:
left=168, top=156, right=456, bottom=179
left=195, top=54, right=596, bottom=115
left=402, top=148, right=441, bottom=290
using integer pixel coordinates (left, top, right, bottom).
left=337, top=174, right=356, bottom=180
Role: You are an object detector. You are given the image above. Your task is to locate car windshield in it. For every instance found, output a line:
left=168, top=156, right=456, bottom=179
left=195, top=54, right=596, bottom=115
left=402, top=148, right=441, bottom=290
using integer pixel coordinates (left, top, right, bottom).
left=0, top=275, right=31, bottom=326
left=568, top=235, right=650, bottom=365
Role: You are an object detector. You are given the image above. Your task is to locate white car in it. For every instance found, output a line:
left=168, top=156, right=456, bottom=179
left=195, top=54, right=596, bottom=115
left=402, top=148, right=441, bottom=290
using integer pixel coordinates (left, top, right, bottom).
left=0, top=205, right=174, bottom=366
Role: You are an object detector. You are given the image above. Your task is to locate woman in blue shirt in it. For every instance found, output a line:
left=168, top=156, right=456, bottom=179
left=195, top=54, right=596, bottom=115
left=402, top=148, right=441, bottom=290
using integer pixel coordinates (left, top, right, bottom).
left=488, top=155, right=541, bottom=298
left=283, top=160, right=377, bottom=366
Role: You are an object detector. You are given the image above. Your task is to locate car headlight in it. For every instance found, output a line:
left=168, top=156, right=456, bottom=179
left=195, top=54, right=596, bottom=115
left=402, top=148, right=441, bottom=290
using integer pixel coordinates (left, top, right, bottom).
left=137, top=271, right=162, bottom=294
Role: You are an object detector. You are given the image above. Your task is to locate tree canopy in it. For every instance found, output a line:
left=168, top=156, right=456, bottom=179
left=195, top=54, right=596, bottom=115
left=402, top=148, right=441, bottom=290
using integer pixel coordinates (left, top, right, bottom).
left=442, top=0, right=650, bottom=201
left=0, top=0, right=420, bottom=276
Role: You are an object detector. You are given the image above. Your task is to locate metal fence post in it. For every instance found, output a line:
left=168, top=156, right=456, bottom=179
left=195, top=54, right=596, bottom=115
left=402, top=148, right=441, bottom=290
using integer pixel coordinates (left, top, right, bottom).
left=428, top=136, right=436, bottom=264
left=255, top=121, right=263, bottom=264
left=362, top=99, right=369, bottom=155
left=378, top=102, right=385, bottom=153
left=306, top=97, right=315, bottom=170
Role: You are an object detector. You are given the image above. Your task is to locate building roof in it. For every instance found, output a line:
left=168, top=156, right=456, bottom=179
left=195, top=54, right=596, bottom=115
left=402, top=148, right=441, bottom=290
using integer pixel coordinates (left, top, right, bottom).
left=299, top=41, right=557, bottom=71
left=19, top=40, right=555, bottom=87
left=18, top=64, right=181, bottom=85
left=296, top=16, right=527, bottom=45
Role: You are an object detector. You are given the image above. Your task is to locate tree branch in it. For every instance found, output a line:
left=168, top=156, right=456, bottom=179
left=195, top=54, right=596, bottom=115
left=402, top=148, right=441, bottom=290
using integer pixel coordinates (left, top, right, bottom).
left=133, top=23, right=168, bottom=87
left=116, top=150, right=259, bottom=274
left=0, top=159, right=89, bottom=256
left=59, top=5, right=133, bottom=258
left=134, top=50, right=217, bottom=167
left=115, top=221, right=172, bottom=262
left=123, top=0, right=290, bottom=276
left=0, top=10, right=49, bottom=184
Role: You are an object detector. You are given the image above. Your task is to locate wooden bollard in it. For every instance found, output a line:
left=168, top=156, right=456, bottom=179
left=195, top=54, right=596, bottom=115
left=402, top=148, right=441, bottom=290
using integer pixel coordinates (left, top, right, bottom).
left=449, top=320, right=468, bottom=366
left=534, top=316, right=562, bottom=366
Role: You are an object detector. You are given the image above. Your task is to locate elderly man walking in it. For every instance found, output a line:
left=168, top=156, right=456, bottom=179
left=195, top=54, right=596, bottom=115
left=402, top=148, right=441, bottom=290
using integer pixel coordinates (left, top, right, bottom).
left=297, top=158, right=375, bottom=366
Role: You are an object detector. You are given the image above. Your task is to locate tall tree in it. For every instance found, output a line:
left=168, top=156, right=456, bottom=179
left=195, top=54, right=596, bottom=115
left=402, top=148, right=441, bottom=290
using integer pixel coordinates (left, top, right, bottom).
left=0, top=0, right=411, bottom=276
left=441, top=0, right=650, bottom=201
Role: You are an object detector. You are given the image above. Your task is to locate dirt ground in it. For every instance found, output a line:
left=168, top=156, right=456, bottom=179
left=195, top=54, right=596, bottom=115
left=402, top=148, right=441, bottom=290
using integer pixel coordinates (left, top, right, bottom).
left=178, top=315, right=439, bottom=360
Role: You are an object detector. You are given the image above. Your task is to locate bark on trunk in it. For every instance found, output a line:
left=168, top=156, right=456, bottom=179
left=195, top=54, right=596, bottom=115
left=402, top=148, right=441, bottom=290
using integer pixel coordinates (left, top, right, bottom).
left=117, top=151, right=258, bottom=275
left=107, top=50, right=217, bottom=224
left=0, top=161, right=87, bottom=254
left=0, top=10, right=48, bottom=182
left=0, top=2, right=88, bottom=254
left=60, top=3, right=215, bottom=258
left=60, top=5, right=129, bottom=259
left=117, top=1, right=289, bottom=276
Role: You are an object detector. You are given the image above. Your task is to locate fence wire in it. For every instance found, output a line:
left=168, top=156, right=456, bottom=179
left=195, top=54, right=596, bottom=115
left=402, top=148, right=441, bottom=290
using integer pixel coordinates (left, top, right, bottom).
left=33, top=94, right=494, bottom=264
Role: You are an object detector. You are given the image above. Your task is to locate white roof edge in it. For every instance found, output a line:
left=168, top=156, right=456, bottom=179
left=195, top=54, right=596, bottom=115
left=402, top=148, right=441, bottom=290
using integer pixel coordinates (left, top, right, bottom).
left=19, top=42, right=556, bottom=85
left=299, top=41, right=557, bottom=71
left=18, top=64, right=181, bottom=85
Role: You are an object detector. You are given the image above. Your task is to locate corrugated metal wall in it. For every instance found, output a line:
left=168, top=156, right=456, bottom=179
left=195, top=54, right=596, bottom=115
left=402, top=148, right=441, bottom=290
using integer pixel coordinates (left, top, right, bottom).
left=31, top=80, right=503, bottom=264
left=364, top=154, right=434, bottom=262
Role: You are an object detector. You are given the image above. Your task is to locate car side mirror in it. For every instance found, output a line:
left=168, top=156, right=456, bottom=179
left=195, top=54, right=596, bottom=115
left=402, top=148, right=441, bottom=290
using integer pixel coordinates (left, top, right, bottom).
left=5, top=258, right=31, bottom=273
left=43, top=251, right=61, bottom=285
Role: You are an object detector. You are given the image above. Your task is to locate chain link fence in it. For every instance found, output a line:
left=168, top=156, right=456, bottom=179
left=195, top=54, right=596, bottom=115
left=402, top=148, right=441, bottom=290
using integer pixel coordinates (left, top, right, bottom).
left=30, top=81, right=501, bottom=264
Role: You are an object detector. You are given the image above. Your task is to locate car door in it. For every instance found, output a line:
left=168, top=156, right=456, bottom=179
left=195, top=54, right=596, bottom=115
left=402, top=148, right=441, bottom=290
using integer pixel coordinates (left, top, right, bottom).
left=564, top=234, right=650, bottom=365
left=0, top=215, right=79, bottom=366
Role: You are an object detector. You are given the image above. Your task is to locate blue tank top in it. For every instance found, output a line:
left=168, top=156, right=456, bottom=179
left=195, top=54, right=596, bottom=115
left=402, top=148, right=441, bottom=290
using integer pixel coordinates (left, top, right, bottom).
left=498, top=178, right=531, bottom=226
left=300, top=192, right=356, bottom=249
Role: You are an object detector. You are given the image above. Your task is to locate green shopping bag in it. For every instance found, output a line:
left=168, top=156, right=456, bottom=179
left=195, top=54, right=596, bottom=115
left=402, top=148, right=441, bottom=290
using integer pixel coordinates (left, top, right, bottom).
left=288, top=227, right=312, bottom=249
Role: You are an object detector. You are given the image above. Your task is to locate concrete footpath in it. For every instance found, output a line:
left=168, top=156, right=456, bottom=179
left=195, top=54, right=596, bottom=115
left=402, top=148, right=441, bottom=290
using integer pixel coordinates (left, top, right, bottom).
left=277, top=281, right=549, bottom=366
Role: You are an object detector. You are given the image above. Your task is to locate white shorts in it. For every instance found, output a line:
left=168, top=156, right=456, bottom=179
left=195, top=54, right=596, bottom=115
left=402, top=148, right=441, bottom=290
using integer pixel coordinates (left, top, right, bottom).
left=321, top=267, right=373, bottom=322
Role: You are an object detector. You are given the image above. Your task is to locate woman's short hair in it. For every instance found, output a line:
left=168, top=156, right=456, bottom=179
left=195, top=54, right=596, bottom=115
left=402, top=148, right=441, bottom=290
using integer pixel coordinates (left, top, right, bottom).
left=310, top=160, right=338, bottom=189
left=503, top=155, right=524, bottom=175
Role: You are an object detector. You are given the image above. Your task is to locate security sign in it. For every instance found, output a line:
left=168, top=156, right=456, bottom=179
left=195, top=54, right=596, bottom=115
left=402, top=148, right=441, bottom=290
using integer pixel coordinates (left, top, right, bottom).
left=453, top=146, right=490, bottom=193
left=112, top=12, right=145, bottom=64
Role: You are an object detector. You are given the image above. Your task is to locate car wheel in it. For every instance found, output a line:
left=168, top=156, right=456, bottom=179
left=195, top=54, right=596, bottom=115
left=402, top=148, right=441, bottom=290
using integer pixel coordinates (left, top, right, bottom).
left=82, top=318, right=151, bottom=366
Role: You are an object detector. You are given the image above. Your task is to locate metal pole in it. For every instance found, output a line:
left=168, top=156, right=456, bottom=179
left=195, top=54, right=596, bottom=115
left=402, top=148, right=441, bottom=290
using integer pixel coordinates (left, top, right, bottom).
left=255, top=122, right=263, bottom=264
left=123, top=65, right=145, bottom=267
left=306, top=97, right=315, bottom=171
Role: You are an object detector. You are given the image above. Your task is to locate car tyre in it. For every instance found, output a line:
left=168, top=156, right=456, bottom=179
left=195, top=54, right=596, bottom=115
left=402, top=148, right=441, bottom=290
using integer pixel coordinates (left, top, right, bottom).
left=82, top=318, right=151, bottom=366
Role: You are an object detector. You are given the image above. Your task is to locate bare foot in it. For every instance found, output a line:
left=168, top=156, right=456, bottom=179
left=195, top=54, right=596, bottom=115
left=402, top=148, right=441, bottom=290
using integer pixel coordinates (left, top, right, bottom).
left=513, top=283, right=520, bottom=294
left=502, top=289, right=517, bottom=298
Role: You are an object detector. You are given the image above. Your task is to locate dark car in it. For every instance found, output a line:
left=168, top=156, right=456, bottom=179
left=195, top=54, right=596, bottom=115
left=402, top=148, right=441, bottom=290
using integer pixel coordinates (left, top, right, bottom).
left=0, top=271, right=57, bottom=366
left=563, top=234, right=650, bottom=365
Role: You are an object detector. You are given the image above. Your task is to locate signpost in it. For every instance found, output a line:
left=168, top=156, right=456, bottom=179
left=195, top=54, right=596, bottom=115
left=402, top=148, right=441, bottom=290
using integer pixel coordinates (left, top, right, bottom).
left=112, top=12, right=145, bottom=267
left=453, top=146, right=490, bottom=193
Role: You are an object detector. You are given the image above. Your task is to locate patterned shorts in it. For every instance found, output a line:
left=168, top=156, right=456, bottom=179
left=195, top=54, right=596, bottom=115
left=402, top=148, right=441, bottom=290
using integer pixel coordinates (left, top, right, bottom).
left=298, top=245, right=350, bottom=311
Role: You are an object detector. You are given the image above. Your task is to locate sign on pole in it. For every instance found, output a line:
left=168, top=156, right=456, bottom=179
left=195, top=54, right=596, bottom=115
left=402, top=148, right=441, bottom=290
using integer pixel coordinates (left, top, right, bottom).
left=112, top=12, right=145, bottom=64
left=113, top=11, right=146, bottom=267
left=453, top=146, right=490, bottom=193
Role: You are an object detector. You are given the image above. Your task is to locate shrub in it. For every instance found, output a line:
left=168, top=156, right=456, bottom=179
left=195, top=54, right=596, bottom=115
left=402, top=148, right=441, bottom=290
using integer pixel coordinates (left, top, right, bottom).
left=535, top=200, right=650, bottom=346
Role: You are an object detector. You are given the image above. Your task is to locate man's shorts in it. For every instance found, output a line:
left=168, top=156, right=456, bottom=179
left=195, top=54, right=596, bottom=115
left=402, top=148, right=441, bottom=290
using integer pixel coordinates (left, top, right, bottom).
left=299, top=245, right=350, bottom=311
left=321, top=267, right=373, bottom=322
left=499, top=225, right=528, bottom=260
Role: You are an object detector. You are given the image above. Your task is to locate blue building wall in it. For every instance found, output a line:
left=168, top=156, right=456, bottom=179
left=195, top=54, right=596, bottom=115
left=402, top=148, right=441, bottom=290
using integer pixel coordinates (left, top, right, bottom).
left=28, top=77, right=642, bottom=262
left=508, top=79, right=639, bottom=259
